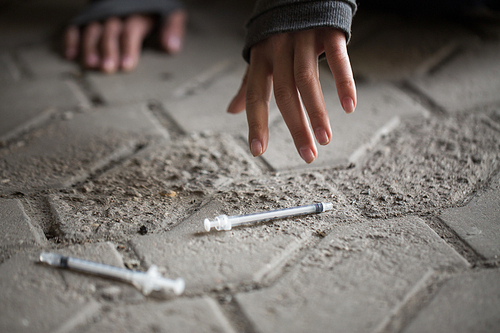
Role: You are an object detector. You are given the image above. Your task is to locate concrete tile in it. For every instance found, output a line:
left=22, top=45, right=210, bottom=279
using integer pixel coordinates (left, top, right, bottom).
left=349, top=18, right=474, bottom=80
left=439, top=172, right=500, bottom=260
left=85, top=34, right=242, bottom=105
left=411, top=42, right=500, bottom=112
left=162, top=61, right=247, bottom=134
left=323, top=113, right=500, bottom=219
left=18, top=46, right=80, bottom=78
left=48, top=133, right=261, bottom=243
left=403, top=269, right=500, bottom=333
left=0, top=250, right=99, bottom=333
left=236, top=216, right=468, bottom=333
left=262, top=80, right=428, bottom=170
left=131, top=173, right=355, bottom=293
left=0, top=79, right=88, bottom=142
left=0, top=103, right=168, bottom=194
left=49, top=242, right=137, bottom=298
left=0, top=199, right=45, bottom=249
left=163, top=62, right=281, bottom=136
left=77, top=297, right=235, bottom=333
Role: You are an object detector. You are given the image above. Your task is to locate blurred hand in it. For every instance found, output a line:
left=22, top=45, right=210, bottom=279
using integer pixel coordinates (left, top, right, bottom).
left=228, top=28, right=356, bottom=163
left=64, top=10, right=186, bottom=73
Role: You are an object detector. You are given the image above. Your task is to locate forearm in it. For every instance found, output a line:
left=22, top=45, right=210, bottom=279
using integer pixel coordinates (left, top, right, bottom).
left=243, top=0, right=357, bottom=62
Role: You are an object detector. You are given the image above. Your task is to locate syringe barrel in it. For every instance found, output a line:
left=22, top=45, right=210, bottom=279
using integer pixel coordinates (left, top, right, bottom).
left=229, top=202, right=331, bottom=227
left=67, top=257, right=135, bottom=281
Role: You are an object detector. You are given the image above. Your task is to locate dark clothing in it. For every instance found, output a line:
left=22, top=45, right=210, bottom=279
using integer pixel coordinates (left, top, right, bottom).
left=71, top=0, right=357, bottom=63
left=242, top=0, right=357, bottom=62
left=70, top=0, right=499, bottom=63
left=70, top=0, right=183, bottom=27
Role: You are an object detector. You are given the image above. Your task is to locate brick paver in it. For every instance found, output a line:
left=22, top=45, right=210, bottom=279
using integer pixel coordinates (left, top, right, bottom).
left=1, top=1, right=499, bottom=332
left=0, top=79, right=88, bottom=142
left=403, top=269, right=500, bottom=333
left=439, top=172, right=500, bottom=260
left=236, top=216, right=468, bottom=333
left=75, top=297, right=236, bottom=333
left=411, top=42, right=500, bottom=112
left=0, top=199, right=45, bottom=249
left=262, top=79, right=428, bottom=170
left=0, top=104, right=168, bottom=194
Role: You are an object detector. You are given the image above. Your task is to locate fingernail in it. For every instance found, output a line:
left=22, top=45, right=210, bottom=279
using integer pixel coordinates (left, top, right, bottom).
left=342, top=97, right=355, bottom=113
left=250, top=139, right=263, bottom=157
left=315, top=128, right=330, bottom=145
left=122, top=56, right=134, bottom=71
left=168, top=36, right=181, bottom=53
left=299, top=147, right=315, bottom=164
left=103, top=59, right=115, bottom=72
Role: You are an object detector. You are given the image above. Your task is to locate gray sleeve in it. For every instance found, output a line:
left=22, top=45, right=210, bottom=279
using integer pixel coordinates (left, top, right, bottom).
left=70, top=0, right=182, bottom=26
left=243, top=0, right=357, bottom=62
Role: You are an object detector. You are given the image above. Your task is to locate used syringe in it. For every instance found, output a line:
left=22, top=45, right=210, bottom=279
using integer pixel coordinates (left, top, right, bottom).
left=39, top=252, right=185, bottom=296
left=204, top=202, right=333, bottom=232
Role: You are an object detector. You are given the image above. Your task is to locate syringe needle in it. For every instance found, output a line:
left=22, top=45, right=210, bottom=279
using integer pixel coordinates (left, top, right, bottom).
left=204, top=202, right=333, bottom=232
left=39, top=252, right=184, bottom=295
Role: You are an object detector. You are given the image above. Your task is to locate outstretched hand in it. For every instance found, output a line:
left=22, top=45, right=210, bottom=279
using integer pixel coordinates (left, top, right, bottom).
left=64, top=10, right=186, bottom=73
left=228, top=28, right=356, bottom=163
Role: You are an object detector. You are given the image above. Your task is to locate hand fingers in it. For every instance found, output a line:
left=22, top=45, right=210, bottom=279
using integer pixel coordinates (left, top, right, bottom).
left=294, top=31, right=331, bottom=146
left=82, top=21, right=103, bottom=68
left=100, top=17, right=123, bottom=73
left=245, top=48, right=273, bottom=157
left=160, top=9, right=187, bottom=54
left=273, top=35, right=317, bottom=163
left=121, top=14, right=154, bottom=71
left=227, top=67, right=248, bottom=114
left=64, top=25, right=80, bottom=60
left=324, top=29, right=356, bottom=113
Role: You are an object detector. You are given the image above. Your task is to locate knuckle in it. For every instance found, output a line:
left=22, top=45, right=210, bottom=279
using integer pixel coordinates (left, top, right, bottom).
left=337, top=77, right=355, bottom=91
left=327, top=45, right=349, bottom=66
left=288, top=126, right=305, bottom=142
left=247, top=119, right=266, bottom=134
left=245, top=88, right=263, bottom=108
left=308, top=112, right=327, bottom=127
left=274, top=85, right=294, bottom=106
left=294, top=66, right=317, bottom=88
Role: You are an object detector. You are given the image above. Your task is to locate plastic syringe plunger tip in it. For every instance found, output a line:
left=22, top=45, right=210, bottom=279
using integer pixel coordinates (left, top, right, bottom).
left=204, top=215, right=231, bottom=232
left=322, top=202, right=333, bottom=211
left=39, top=252, right=63, bottom=266
left=172, top=278, right=185, bottom=295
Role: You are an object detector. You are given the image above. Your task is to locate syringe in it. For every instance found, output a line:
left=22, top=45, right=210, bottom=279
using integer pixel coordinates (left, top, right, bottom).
left=204, top=202, right=333, bottom=232
left=39, top=252, right=184, bottom=295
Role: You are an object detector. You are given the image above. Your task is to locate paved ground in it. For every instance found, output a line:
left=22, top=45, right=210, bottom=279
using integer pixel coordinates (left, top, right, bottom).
left=1, top=0, right=500, bottom=332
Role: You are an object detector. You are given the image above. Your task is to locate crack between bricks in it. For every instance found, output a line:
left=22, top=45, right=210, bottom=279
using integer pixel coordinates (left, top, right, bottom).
left=396, top=80, right=448, bottom=117
left=373, top=269, right=448, bottom=333
left=217, top=294, right=259, bottom=333
left=147, top=100, right=186, bottom=137
left=424, top=216, right=486, bottom=267
left=78, top=74, right=106, bottom=107
left=426, top=44, right=465, bottom=76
